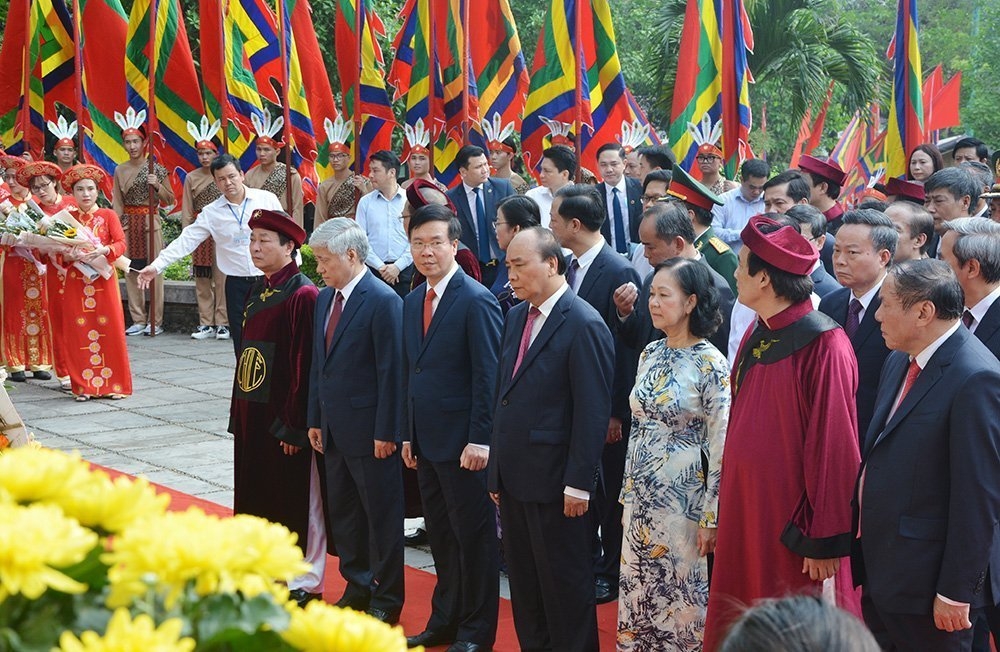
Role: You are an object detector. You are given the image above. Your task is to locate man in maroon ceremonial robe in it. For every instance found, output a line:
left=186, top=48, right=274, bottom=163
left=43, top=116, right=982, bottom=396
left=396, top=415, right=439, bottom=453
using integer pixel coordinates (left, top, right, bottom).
left=704, top=215, right=862, bottom=651
left=229, top=208, right=326, bottom=606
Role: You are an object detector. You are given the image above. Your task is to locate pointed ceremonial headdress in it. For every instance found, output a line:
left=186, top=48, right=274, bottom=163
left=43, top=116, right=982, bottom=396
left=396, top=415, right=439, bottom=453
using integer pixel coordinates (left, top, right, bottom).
left=403, top=118, right=431, bottom=158
left=323, top=116, right=352, bottom=156
left=186, top=116, right=222, bottom=152
left=540, top=116, right=574, bottom=149
left=250, top=109, right=285, bottom=148
left=482, top=115, right=516, bottom=154
left=114, top=107, right=147, bottom=139
left=47, top=116, right=78, bottom=150
left=688, top=114, right=723, bottom=159
left=618, top=119, right=650, bottom=155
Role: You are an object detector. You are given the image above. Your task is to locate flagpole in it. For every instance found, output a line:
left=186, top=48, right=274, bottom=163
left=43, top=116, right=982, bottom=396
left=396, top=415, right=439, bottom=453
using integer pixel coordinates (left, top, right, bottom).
left=573, top=0, right=583, bottom=183
left=219, top=0, right=230, bottom=152
left=460, top=0, right=470, bottom=143
left=73, top=0, right=85, bottom=156
left=147, top=0, right=159, bottom=337
left=277, top=0, right=293, bottom=211
left=427, top=0, right=436, bottom=173
left=353, top=0, right=364, bottom=174
left=20, top=0, right=32, bottom=156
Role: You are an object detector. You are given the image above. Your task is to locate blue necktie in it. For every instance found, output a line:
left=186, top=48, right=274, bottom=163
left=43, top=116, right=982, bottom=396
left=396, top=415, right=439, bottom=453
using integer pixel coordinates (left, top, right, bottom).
left=474, top=187, right=490, bottom=262
left=612, top=187, right=628, bottom=254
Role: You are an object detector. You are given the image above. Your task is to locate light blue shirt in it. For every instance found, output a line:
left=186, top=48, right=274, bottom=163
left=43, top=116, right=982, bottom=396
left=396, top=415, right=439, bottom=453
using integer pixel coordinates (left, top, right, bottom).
left=355, top=186, right=413, bottom=270
left=712, top=186, right=765, bottom=250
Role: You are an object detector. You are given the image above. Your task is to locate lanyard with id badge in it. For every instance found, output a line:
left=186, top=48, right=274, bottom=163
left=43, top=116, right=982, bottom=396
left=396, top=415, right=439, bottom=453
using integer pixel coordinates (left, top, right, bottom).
left=229, top=200, right=251, bottom=247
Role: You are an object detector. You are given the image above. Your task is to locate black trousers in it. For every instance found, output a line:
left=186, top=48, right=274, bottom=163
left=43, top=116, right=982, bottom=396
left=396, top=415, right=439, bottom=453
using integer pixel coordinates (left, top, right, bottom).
left=224, top=275, right=257, bottom=356
left=862, top=589, right=978, bottom=651
left=369, top=263, right=414, bottom=299
left=500, top=490, right=599, bottom=652
left=593, top=435, right=628, bottom=582
left=418, top=459, right=499, bottom=646
left=324, top=447, right=405, bottom=613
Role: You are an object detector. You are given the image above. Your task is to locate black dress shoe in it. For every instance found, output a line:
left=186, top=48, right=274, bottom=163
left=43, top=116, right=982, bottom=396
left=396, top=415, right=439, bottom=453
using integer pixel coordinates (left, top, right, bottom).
left=594, top=576, right=619, bottom=604
left=404, top=528, right=428, bottom=547
left=406, top=629, right=455, bottom=648
left=447, top=642, right=487, bottom=652
left=8, top=371, right=26, bottom=382
left=30, top=370, right=51, bottom=380
left=334, top=595, right=370, bottom=611
left=288, top=588, right=322, bottom=607
left=365, top=607, right=400, bottom=625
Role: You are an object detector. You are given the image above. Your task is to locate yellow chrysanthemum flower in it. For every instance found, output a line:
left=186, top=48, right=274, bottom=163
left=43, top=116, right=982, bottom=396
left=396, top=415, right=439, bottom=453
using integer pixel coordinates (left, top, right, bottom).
left=104, top=508, right=309, bottom=608
left=0, top=447, right=92, bottom=504
left=281, top=601, right=416, bottom=652
left=0, top=502, right=98, bottom=600
left=56, top=608, right=195, bottom=652
left=57, top=470, right=170, bottom=534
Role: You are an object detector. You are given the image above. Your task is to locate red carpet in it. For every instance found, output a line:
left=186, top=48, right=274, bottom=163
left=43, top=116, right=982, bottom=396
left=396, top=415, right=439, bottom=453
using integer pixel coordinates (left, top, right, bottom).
left=95, top=466, right=620, bottom=650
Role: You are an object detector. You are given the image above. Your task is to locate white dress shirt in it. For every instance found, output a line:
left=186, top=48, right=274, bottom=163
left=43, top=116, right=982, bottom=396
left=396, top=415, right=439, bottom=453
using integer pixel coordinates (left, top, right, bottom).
left=603, top=176, right=630, bottom=252
left=324, top=267, right=367, bottom=333
left=568, top=239, right=605, bottom=293
left=152, top=187, right=281, bottom=277
left=462, top=182, right=499, bottom=259
left=526, top=182, right=573, bottom=228
left=966, top=284, right=1000, bottom=333
left=851, top=273, right=886, bottom=323
left=355, top=187, right=412, bottom=270
left=712, top=186, right=765, bottom=250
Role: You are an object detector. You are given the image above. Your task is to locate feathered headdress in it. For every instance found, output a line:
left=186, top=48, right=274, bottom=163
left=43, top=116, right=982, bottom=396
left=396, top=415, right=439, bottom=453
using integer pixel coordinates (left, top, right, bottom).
left=323, top=116, right=352, bottom=156
left=47, top=115, right=78, bottom=149
left=186, top=116, right=222, bottom=151
left=113, top=107, right=147, bottom=139
left=481, top=114, right=516, bottom=154
left=403, top=118, right=432, bottom=158
left=250, top=109, right=284, bottom=148
left=540, top=117, right=575, bottom=148
left=687, top=114, right=723, bottom=159
left=618, top=119, right=650, bottom=155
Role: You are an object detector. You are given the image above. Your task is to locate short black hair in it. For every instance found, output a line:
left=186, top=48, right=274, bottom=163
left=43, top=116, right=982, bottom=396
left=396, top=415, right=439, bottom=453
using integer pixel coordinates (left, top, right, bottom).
left=954, top=137, right=989, bottom=161
left=596, top=142, right=625, bottom=160
left=925, top=167, right=980, bottom=208
left=456, top=145, right=487, bottom=170
left=211, top=153, right=242, bottom=175
left=841, top=208, right=898, bottom=259
left=542, top=145, right=577, bottom=178
left=740, top=158, right=770, bottom=180
left=746, top=221, right=814, bottom=302
left=689, top=204, right=714, bottom=227
left=644, top=202, right=695, bottom=245
left=653, top=258, right=723, bottom=339
left=497, top=195, right=541, bottom=230
left=763, top=170, right=810, bottom=203
left=642, top=169, right=673, bottom=192
left=888, top=258, right=964, bottom=320
left=637, top=145, right=675, bottom=170
left=857, top=198, right=888, bottom=212
left=554, top=184, right=605, bottom=232
left=783, top=204, right=826, bottom=239
left=803, top=171, right=841, bottom=201
left=407, top=203, right=462, bottom=240
left=369, top=149, right=401, bottom=175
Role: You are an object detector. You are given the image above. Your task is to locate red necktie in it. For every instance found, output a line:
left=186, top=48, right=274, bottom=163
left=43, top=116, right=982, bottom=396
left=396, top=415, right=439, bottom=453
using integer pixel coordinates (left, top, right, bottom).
left=423, top=288, right=436, bottom=337
left=325, top=292, right=344, bottom=351
left=892, top=359, right=921, bottom=414
left=512, top=307, right=541, bottom=378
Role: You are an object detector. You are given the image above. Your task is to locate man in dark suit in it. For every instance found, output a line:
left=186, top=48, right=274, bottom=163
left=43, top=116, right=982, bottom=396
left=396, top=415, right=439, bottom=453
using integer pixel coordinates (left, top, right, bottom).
left=488, top=227, right=614, bottom=652
left=855, top=259, right=1000, bottom=651
left=781, top=205, right=842, bottom=297
left=819, top=209, right=897, bottom=445
left=614, top=202, right=734, bottom=356
left=446, top=145, right=515, bottom=288
left=306, top=218, right=405, bottom=624
left=548, top=184, right=640, bottom=604
left=941, top=218, right=1000, bottom=360
left=595, top=143, right=642, bottom=255
left=401, top=205, right=503, bottom=652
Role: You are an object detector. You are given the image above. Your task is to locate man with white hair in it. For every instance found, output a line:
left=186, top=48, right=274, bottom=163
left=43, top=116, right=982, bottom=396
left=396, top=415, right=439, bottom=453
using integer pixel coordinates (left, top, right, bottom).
left=940, top=217, right=1000, bottom=358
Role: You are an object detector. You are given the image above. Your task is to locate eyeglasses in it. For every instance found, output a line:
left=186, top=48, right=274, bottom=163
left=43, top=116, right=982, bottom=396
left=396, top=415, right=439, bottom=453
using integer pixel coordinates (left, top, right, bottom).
left=641, top=194, right=666, bottom=203
left=410, top=240, right=453, bottom=252
left=29, top=180, right=53, bottom=192
left=330, top=153, right=349, bottom=160
left=696, top=155, right=720, bottom=163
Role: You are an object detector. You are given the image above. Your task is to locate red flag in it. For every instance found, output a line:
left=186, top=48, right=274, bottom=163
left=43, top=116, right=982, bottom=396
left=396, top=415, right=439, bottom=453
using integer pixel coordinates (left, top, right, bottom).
left=290, top=0, right=339, bottom=188
left=789, top=108, right=812, bottom=168
left=804, top=82, right=834, bottom=154
left=925, top=71, right=961, bottom=132
left=921, top=64, right=942, bottom=137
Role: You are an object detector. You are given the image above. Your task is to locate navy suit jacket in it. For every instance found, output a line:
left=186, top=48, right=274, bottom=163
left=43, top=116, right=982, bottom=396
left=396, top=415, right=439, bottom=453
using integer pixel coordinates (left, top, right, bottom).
left=446, top=177, right=516, bottom=259
left=307, top=269, right=403, bottom=457
left=810, top=265, right=842, bottom=298
left=402, top=269, right=503, bottom=462
left=819, top=287, right=889, bottom=443
left=855, top=326, right=1000, bottom=612
left=972, top=296, right=1000, bottom=359
left=597, top=177, right=642, bottom=246
left=488, top=289, right=614, bottom=503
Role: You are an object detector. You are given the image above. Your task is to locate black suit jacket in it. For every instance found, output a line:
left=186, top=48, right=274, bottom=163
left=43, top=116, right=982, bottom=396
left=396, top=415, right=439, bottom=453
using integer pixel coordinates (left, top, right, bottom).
left=820, top=232, right=836, bottom=276
left=598, top=177, right=642, bottom=246
left=308, top=270, right=403, bottom=457
left=446, top=177, right=516, bottom=260
left=488, top=289, right=614, bottom=503
left=402, top=269, right=502, bottom=462
left=972, top=296, right=1000, bottom=359
left=819, top=287, right=889, bottom=443
left=855, top=327, right=1000, bottom=613
left=810, top=265, right=842, bottom=298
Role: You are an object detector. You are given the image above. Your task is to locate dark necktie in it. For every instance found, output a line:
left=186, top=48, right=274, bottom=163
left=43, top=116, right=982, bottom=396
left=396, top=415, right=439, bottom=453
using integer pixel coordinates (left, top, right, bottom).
left=474, top=186, right=490, bottom=262
left=512, top=307, right=541, bottom=378
left=566, top=258, right=580, bottom=290
left=844, top=298, right=863, bottom=339
left=325, top=291, right=344, bottom=352
left=963, top=309, right=975, bottom=329
left=612, top=187, right=628, bottom=254
left=423, top=287, right=436, bottom=337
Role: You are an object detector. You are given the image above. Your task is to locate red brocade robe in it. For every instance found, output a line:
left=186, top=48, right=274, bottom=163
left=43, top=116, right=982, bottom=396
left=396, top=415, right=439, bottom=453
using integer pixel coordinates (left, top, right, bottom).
left=704, top=301, right=862, bottom=651
left=229, top=262, right=320, bottom=553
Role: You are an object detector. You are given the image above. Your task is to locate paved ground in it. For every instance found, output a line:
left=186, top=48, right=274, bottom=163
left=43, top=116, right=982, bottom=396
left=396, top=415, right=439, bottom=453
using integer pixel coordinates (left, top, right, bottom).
left=12, top=332, right=461, bottom=583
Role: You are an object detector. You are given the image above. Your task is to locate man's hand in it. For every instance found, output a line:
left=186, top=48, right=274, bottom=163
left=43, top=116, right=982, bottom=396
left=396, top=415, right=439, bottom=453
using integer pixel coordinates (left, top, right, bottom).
left=606, top=417, right=623, bottom=444
left=697, top=527, right=718, bottom=556
left=564, top=495, right=589, bottom=518
left=280, top=442, right=301, bottom=456
left=136, top=265, right=158, bottom=290
left=307, top=427, right=323, bottom=454
left=802, top=557, right=840, bottom=581
left=374, top=439, right=397, bottom=459
left=379, top=263, right=400, bottom=285
left=489, top=492, right=500, bottom=506
left=933, top=596, right=972, bottom=632
left=459, top=444, right=489, bottom=471
left=401, top=442, right=417, bottom=469
left=613, top=281, right=638, bottom=319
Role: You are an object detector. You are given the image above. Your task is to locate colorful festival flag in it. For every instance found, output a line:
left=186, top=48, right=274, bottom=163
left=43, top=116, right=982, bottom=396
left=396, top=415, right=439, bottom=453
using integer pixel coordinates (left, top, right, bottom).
left=0, top=0, right=32, bottom=151
left=470, top=0, right=529, bottom=140
left=275, top=0, right=320, bottom=197
left=884, top=0, right=923, bottom=178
